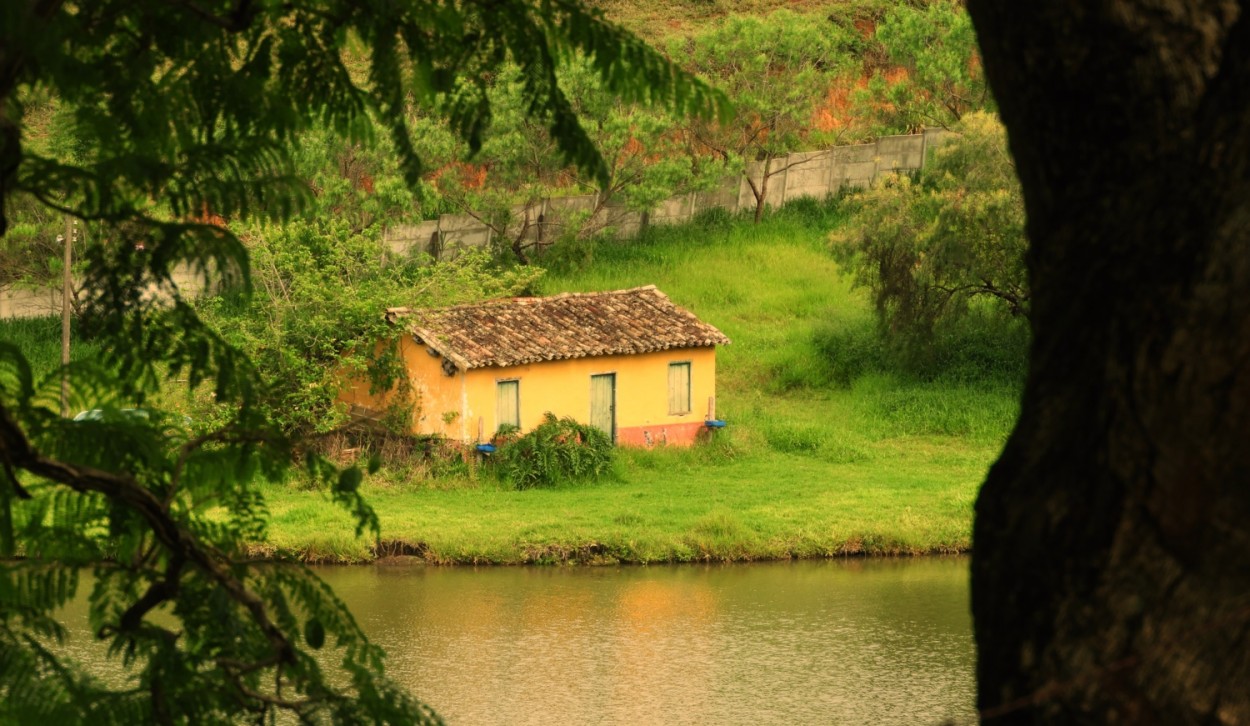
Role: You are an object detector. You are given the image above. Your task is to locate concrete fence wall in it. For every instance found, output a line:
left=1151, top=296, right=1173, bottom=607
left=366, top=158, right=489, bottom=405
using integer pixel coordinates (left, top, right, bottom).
left=0, top=286, right=62, bottom=320
left=2, top=131, right=938, bottom=319
left=0, top=266, right=216, bottom=321
left=383, top=131, right=936, bottom=259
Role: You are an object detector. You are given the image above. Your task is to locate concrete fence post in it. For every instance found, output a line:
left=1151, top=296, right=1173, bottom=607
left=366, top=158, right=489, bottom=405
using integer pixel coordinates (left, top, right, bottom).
left=778, top=154, right=791, bottom=205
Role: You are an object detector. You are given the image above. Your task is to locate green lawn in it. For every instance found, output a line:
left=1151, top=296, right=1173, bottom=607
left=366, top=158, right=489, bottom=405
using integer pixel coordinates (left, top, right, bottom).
left=259, top=435, right=993, bottom=563
left=259, top=202, right=1019, bottom=563
left=2, top=202, right=1017, bottom=564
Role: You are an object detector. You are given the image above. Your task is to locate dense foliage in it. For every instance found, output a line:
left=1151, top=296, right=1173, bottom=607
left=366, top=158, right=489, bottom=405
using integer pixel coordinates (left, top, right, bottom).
left=203, top=240, right=544, bottom=438
left=1, top=3, right=995, bottom=280
left=854, top=0, right=990, bottom=133
left=494, top=413, right=614, bottom=489
left=0, top=1, right=718, bottom=722
left=424, top=57, right=725, bottom=263
left=676, top=10, right=862, bottom=221
left=198, top=121, right=545, bottom=439
left=830, top=112, right=1026, bottom=363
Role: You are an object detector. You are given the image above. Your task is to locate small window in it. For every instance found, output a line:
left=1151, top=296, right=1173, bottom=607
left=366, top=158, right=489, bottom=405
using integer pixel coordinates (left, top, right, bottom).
left=668, top=362, right=691, bottom=415
left=496, top=380, right=520, bottom=431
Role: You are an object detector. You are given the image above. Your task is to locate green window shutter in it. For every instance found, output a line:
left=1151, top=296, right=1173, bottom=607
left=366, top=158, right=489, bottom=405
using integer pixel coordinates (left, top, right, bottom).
left=496, top=380, right=519, bottom=430
left=590, top=373, right=616, bottom=440
left=668, top=362, right=691, bottom=415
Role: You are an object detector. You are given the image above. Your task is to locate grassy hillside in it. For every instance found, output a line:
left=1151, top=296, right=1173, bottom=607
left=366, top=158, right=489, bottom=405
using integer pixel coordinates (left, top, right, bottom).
left=257, top=201, right=1020, bottom=562
left=542, top=202, right=1019, bottom=450
left=1, top=201, right=1020, bottom=563
left=591, top=0, right=892, bottom=44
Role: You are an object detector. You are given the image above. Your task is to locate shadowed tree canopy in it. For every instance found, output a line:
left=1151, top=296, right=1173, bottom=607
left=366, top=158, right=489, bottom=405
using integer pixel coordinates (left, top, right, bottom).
left=0, top=1, right=721, bottom=722
left=966, top=1, right=1250, bottom=722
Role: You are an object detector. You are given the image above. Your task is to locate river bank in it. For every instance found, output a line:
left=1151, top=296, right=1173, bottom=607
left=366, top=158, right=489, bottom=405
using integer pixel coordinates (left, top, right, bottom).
left=256, top=427, right=994, bottom=564
left=4, top=202, right=1018, bottom=566
left=254, top=204, right=1013, bottom=565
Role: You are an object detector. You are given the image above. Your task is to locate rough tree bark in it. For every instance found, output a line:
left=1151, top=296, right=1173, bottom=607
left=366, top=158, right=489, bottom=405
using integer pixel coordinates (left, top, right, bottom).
left=965, top=1, right=1250, bottom=722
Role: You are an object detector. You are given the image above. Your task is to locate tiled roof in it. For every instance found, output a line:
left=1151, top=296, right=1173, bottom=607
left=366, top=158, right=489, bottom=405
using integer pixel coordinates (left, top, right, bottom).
left=385, top=285, right=730, bottom=370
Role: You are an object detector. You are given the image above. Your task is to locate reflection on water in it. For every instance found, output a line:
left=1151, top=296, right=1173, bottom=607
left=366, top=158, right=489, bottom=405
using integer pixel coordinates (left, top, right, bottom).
left=320, top=558, right=974, bottom=725
left=52, top=558, right=974, bottom=725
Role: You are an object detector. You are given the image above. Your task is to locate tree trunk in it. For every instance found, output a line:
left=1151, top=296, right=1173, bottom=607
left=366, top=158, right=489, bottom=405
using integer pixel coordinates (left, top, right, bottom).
left=751, top=153, right=773, bottom=223
left=966, top=2, right=1250, bottom=722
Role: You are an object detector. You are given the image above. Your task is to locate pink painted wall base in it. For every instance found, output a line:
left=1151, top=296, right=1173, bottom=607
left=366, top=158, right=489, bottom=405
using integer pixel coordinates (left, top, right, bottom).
left=616, top=421, right=711, bottom=448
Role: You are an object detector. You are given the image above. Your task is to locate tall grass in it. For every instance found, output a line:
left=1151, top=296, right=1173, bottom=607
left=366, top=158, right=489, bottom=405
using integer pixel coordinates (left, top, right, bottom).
left=5, top=199, right=1026, bottom=562
left=0, top=316, right=104, bottom=378
left=542, top=197, right=1024, bottom=463
left=0, top=315, right=211, bottom=421
left=261, top=196, right=1019, bottom=564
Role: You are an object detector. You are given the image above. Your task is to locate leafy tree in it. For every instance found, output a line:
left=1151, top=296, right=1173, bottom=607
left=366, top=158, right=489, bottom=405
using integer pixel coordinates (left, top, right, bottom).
left=830, top=112, right=1026, bottom=356
left=0, top=1, right=719, bottom=722
left=676, top=10, right=860, bottom=222
left=430, top=57, right=716, bottom=263
left=854, top=0, right=990, bottom=134
left=203, top=239, right=544, bottom=439
left=290, top=123, right=427, bottom=239
left=1, top=92, right=88, bottom=295
left=967, top=1, right=1250, bottom=721
left=201, top=120, right=547, bottom=440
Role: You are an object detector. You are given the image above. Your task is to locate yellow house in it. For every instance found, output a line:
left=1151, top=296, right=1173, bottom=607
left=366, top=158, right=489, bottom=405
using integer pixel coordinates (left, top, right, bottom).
left=341, top=285, right=730, bottom=447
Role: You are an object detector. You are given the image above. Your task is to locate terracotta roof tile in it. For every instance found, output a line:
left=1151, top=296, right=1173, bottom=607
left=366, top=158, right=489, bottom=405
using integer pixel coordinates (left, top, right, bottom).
left=385, top=285, right=730, bottom=370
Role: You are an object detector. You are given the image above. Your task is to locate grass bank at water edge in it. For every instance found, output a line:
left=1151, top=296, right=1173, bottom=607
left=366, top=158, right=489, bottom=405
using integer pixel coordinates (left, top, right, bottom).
left=257, top=435, right=992, bottom=564
left=2, top=201, right=1020, bottom=565
left=259, top=202, right=1021, bottom=564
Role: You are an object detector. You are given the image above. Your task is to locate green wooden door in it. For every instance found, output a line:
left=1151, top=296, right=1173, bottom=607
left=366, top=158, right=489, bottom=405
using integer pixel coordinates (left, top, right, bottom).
left=496, top=380, right=519, bottom=432
left=589, top=373, right=616, bottom=441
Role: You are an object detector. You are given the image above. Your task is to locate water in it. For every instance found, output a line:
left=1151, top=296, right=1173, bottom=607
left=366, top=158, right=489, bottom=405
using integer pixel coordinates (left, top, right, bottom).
left=323, top=558, right=974, bottom=725
left=52, top=558, right=975, bottom=725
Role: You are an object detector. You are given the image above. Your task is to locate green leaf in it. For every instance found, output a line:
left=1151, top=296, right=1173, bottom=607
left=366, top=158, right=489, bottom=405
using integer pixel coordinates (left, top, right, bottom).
left=337, top=467, right=362, bottom=493
left=304, top=618, right=325, bottom=650
left=0, top=1, right=712, bottom=721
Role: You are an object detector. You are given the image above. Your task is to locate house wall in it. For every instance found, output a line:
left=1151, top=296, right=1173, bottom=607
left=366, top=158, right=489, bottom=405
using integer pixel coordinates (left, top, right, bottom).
left=338, top=335, right=470, bottom=440
left=340, top=341, right=721, bottom=446
left=461, top=347, right=718, bottom=447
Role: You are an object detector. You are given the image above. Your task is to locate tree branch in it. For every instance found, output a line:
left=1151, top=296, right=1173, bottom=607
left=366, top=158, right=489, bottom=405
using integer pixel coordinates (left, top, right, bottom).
left=169, top=424, right=282, bottom=502
left=165, top=0, right=257, bottom=32
left=0, top=401, right=295, bottom=667
left=761, top=148, right=834, bottom=177
left=117, top=555, right=184, bottom=633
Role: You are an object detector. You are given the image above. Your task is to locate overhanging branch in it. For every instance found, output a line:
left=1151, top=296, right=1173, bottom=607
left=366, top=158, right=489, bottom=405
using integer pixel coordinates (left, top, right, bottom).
left=0, top=401, right=295, bottom=667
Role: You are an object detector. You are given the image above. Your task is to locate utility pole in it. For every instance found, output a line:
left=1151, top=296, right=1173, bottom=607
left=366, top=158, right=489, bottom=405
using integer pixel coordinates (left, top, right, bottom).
left=59, top=217, right=76, bottom=417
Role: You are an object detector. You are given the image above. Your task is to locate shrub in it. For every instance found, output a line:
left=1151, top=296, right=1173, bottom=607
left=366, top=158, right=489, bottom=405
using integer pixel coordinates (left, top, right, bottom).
left=830, top=113, right=1027, bottom=348
left=812, top=312, right=1027, bottom=387
left=812, top=321, right=887, bottom=387
left=494, top=413, right=613, bottom=489
left=760, top=420, right=826, bottom=455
